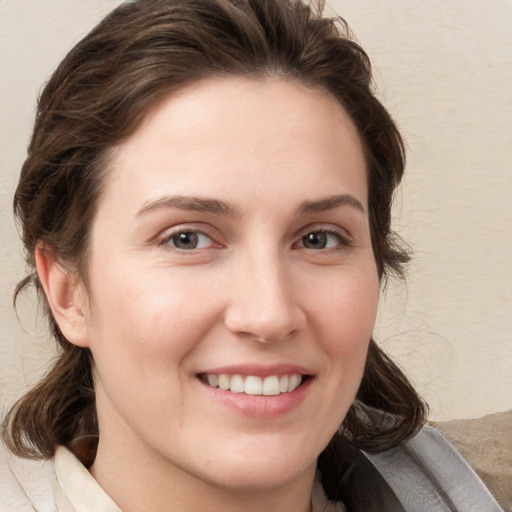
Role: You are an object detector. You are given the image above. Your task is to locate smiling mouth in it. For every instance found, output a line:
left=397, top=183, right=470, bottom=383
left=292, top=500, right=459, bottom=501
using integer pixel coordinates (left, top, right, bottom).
left=198, top=373, right=309, bottom=396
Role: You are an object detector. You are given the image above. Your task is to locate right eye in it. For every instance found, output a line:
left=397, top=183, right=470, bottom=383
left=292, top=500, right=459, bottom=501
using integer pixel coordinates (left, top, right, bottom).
left=164, top=231, right=215, bottom=251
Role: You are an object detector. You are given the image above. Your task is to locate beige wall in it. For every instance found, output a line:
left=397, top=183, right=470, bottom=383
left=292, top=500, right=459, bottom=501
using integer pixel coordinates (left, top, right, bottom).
left=1, top=0, right=511, bottom=421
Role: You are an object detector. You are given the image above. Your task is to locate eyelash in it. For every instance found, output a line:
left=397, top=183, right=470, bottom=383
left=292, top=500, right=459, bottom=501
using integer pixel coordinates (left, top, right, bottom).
left=294, top=228, right=352, bottom=251
left=156, top=227, right=219, bottom=252
left=155, top=226, right=352, bottom=253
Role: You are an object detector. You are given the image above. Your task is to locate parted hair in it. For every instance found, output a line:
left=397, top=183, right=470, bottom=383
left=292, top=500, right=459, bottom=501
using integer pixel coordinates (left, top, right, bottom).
left=3, top=0, right=426, bottom=494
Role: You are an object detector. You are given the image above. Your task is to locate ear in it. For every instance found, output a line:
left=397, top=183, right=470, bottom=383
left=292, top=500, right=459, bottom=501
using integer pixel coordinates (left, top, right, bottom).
left=35, top=245, right=90, bottom=348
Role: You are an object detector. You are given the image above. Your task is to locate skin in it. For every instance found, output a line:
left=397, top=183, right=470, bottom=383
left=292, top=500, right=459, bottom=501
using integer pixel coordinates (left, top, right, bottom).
left=38, top=77, right=380, bottom=512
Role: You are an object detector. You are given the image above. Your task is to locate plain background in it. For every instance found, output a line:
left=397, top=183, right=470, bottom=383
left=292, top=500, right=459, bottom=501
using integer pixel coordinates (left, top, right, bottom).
left=0, top=0, right=511, bottom=421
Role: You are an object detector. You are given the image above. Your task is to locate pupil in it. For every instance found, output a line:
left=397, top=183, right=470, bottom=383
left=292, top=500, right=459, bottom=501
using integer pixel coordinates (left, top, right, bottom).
left=174, top=232, right=198, bottom=249
left=304, top=232, right=327, bottom=249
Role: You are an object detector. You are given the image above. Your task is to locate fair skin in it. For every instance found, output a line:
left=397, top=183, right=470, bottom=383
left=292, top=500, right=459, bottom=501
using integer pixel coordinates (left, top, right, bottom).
left=37, top=77, right=379, bottom=512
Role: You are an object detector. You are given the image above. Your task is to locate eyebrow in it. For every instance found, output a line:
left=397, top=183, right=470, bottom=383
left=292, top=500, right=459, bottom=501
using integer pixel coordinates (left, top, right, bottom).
left=137, top=195, right=239, bottom=217
left=137, top=193, right=365, bottom=218
left=296, top=194, right=366, bottom=215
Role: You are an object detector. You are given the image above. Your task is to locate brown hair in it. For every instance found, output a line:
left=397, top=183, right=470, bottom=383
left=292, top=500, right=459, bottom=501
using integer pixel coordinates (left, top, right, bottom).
left=3, top=0, right=426, bottom=474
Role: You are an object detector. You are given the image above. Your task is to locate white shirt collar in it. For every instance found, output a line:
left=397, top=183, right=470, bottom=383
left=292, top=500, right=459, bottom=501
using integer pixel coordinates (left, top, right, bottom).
left=53, top=446, right=121, bottom=512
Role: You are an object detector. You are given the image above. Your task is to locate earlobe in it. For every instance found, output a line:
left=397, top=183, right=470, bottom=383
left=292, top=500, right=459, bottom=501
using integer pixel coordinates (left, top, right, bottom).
left=35, top=245, right=90, bottom=348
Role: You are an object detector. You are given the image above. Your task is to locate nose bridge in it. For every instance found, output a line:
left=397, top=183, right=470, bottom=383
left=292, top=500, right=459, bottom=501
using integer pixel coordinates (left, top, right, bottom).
left=225, top=242, right=304, bottom=341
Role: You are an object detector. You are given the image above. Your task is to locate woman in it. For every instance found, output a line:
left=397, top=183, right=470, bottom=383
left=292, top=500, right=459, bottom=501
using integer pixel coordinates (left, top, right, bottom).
left=0, top=1, right=503, bottom=511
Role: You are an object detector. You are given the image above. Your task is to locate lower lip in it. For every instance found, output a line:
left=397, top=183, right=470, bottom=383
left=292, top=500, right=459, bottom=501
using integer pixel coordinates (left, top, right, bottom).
left=198, top=377, right=313, bottom=419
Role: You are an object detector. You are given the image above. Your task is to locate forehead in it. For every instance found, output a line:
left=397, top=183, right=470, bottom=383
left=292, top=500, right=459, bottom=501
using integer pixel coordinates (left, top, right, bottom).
left=101, top=76, right=368, bottom=213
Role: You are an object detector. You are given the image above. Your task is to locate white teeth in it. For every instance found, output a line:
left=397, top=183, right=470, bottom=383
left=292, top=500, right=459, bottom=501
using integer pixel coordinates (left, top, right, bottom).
left=230, top=374, right=244, bottom=393
left=204, top=373, right=304, bottom=396
left=244, top=376, right=263, bottom=395
left=207, top=374, right=219, bottom=388
left=218, top=374, right=230, bottom=391
left=263, top=376, right=280, bottom=396
left=288, top=374, right=301, bottom=392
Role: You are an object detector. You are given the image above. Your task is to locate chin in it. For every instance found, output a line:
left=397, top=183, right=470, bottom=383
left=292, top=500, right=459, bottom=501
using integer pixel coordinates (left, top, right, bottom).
left=215, top=462, right=314, bottom=493
left=198, top=438, right=319, bottom=492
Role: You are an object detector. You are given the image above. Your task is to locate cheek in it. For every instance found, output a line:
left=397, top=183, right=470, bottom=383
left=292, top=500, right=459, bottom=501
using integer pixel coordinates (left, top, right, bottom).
left=84, top=267, right=218, bottom=384
left=89, top=263, right=207, bottom=332
left=85, top=275, right=206, bottom=425
left=310, top=265, right=379, bottom=381
left=300, top=268, right=379, bottom=439
left=313, top=266, right=379, bottom=339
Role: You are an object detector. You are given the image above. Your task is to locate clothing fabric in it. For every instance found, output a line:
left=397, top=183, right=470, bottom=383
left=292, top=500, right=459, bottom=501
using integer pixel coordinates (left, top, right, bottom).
left=364, top=426, right=504, bottom=511
left=0, top=426, right=504, bottom=512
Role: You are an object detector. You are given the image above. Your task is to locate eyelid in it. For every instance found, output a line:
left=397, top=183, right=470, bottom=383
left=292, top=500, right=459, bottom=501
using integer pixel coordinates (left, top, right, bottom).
left=154, top=223, right=223, bottom=250
left=294, top=223, right=354, bottom=243
left=293, top=224, right=353, bottom=249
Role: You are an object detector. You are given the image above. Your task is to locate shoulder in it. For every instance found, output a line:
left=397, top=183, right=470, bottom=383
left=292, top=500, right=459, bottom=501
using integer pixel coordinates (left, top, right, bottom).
left=365, top=423, right=505, bottom=512
left=0, top=440, right=56, bottom=512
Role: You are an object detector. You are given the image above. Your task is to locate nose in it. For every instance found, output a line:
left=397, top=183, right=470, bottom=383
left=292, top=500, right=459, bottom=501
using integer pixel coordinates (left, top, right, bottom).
left=224, top=248, right=306, bottom=343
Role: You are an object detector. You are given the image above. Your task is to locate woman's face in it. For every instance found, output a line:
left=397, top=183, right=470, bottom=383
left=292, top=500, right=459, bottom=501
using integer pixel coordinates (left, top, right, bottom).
left=77, top=77, right=379, bottom=495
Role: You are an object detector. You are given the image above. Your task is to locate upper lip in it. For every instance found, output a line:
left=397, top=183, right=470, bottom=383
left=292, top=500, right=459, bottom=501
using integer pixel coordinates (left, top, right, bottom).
left=196, top=363, right=313, bottom=378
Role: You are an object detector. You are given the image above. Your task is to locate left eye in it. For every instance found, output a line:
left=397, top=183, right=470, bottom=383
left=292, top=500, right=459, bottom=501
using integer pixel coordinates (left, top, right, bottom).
left=167, top=231, right=214, bottom=250
left=297, top=231, right=344, bottom=250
